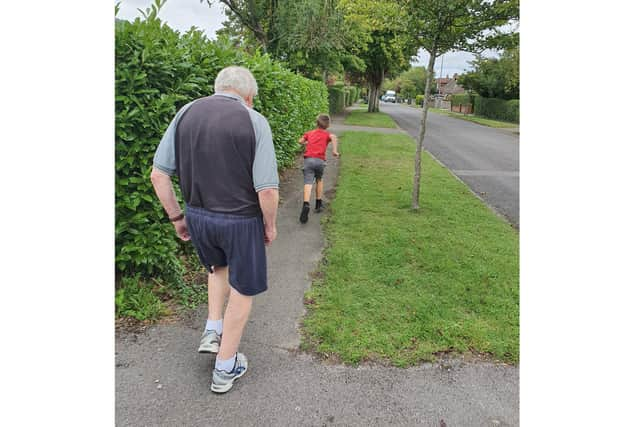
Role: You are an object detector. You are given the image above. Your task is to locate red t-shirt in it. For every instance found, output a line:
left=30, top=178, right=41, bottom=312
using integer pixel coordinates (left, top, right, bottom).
left=303, top=128, right=332, bottom=161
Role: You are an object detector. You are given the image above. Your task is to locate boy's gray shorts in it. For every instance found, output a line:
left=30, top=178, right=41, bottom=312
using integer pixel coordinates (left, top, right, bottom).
left=302, top=157, right=326, bottom=184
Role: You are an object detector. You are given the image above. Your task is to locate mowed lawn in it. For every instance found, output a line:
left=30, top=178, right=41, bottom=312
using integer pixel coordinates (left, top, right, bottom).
left=343, top=110, right=397, bottom=128
left=429, top=108, right=518, bottom=128
left=301, top=131, right=519, bottom=366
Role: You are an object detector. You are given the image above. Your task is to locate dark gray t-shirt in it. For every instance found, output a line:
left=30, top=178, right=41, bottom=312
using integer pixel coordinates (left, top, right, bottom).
left=153, top=92, right=279, bottom=216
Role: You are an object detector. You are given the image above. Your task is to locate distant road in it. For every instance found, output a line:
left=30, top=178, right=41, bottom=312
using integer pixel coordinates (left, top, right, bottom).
left=380, top=103, right=519, bottom=227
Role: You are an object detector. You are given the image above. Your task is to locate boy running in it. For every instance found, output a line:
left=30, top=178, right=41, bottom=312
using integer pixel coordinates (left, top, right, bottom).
left=298, top=114, right=339, bottom=223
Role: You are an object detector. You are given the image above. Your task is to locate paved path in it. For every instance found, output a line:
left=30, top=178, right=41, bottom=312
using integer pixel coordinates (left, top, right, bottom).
left=116, top=124, right=519, bottom=426
left=379, top=103, right=519, bottom=227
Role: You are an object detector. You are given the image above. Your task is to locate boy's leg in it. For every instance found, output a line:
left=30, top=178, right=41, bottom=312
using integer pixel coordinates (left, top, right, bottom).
left=315, top=179, right=323, bottom=200
left=314, top=160, right=326, bottom=212
left=217, top=287, right=253, bottom=360
left=303, top=184, right=313, bottom=202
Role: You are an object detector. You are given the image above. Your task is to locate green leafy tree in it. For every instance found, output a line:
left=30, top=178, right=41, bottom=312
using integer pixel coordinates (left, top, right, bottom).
left=405, top=0, right=519, bottom=209
left=204, top=0, right=356, bottom=81
left=339, top=0, right=417, bottom=112
left=458, top=46, right=519, bottom=99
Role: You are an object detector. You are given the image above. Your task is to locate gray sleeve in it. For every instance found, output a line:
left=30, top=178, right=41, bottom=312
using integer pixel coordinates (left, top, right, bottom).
left=249, top=109, right=279, bottom=191
left=152, top=102, right=193, bottom=176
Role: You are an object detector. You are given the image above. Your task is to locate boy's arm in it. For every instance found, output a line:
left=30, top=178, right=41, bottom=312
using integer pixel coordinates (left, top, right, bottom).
left=330, top=133, right=340, bottom=157
left=299, top=132, right=308, bottom=145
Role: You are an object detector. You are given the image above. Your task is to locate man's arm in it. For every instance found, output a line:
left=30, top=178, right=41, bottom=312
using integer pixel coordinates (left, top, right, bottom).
left=150, top=167, right=190, bottom=241
left=330, top=133, right=340, bottom=157
left=258, top=188, right=279, bottom=246
left=150, top=103, right=194, bottom=242
left=249, top=110, right=280, bottom=245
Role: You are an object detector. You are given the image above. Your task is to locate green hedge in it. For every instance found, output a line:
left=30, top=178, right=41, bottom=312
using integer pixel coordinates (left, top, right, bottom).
left=345, top=87, right=353, bottom=106
left=349, top=86, right=358, bottom=105
left=451, top=93, right=473, bottom=106
left=473, top=96, right=519, bottom=123
left=116, top=16, right=328, bottom=283
left=329, top=85, right=345, bottom=114
left=415, top=95, right=424, bottom=106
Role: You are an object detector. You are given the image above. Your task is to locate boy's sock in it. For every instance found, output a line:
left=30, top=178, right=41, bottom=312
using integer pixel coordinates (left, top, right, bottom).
left=315, top=199, right=323, bottom=210
left=303, top=201, right=310, bottom=207
left=215, top=353, right=237, bottom=373
left=205, top=319, right=223, bottom=335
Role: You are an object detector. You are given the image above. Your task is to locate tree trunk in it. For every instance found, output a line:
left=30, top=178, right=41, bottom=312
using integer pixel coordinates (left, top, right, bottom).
left=368, top=83, right=379, bottom=112
left=412, top=51, right=437, bottom=210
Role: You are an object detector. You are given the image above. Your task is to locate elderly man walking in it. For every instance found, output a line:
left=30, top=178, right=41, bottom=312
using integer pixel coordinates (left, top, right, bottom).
left=150, top=66, right=279, bottom=393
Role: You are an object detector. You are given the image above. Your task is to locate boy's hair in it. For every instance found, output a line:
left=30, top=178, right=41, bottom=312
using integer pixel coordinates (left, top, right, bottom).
left=316, top=114, right=331, bottom=129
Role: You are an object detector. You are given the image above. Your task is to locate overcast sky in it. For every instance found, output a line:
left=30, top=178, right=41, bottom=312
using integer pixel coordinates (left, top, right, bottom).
left=116, top=0, right=497, bottom=78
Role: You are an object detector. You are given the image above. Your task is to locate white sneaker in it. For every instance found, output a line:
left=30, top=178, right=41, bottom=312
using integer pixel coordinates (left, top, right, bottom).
left=210, top=353, right=248, bottom=393
left=198, top=330, right=221, bottom=354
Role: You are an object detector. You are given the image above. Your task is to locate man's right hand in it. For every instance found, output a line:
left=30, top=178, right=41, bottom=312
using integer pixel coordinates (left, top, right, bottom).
left=173, top=218, right=191, bottom=241
left=264, top=226, right=277, bottom=246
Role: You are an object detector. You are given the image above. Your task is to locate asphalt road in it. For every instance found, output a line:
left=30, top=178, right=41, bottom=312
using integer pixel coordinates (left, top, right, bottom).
left=379, top=103, right=519, bottom=227
left=116, top=144, right=519, bottom=426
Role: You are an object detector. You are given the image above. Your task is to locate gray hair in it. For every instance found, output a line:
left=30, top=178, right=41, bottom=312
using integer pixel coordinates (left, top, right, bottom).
left=214, top=66, right=258, bottom=98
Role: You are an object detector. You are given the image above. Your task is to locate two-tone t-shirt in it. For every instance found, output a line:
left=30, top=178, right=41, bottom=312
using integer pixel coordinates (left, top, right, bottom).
left=153, top=92, right=279, bottom=217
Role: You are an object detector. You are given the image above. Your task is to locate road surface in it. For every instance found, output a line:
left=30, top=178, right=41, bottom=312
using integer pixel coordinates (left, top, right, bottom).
left=380, top=103, right=519, bottom=227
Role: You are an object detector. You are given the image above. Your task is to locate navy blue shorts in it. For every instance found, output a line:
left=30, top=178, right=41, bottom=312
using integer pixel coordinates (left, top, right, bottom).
left=185, top=205, right=267, bottom=296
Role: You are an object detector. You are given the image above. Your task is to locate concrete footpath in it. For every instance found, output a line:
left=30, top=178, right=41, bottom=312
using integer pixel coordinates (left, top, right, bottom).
left=116, top=114, right=519, bottom=426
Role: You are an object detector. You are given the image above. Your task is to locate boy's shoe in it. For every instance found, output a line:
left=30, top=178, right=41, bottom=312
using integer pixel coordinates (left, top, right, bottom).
left=314, top=200, right=324, bottom=213
left=198, top=330, right=221, bottom=354
left=299, top=204, right=310, bottom=223
left=210, top=353, right=248, bottom=393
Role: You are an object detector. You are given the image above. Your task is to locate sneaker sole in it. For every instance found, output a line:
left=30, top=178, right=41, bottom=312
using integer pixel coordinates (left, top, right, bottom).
left=210, top=361, right=248, bottom=393
left=198, top=342, right=220, bottom=354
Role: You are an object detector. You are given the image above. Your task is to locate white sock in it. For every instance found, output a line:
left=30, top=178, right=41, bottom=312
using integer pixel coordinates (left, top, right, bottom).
left=215, top=353, right=237, bottom=373
left=205, top=319, right=222, bottom=335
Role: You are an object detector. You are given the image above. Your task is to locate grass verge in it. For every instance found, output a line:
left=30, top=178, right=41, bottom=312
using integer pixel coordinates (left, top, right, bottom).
left=301, top=131, right=519, bottom=366
left=343, top=110, right=397, bottom=128
left=429, top=108, right=518, bottom=128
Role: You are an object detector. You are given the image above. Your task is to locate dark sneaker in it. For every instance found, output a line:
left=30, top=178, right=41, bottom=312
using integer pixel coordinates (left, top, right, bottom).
left=314, top=202, right=324, bottom=213
left=299, top=204, right=310, bottom=223
left=198, top=330, right=221, bottom=354
left=210, top=353, right=248, bottom=393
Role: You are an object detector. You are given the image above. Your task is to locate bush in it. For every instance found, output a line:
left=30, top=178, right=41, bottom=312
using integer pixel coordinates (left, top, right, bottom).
left=115, top=276, right=168, bottom=320
left=329, top=85, right=345, bottom=114
left=116, top=16, right=328, bottom=289
left=473, top=96, right=519, bottom=123
left=415, top=95, right=424, bottom=106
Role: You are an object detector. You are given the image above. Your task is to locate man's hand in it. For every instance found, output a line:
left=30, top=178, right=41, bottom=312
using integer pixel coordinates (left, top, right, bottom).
left=264, top=226, right=277, bottom=246
left=173, top=218, right=191, bottom=241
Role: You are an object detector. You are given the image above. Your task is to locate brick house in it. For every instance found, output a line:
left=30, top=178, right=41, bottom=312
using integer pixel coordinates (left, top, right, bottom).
left=436, top=74, right=465, bottom=96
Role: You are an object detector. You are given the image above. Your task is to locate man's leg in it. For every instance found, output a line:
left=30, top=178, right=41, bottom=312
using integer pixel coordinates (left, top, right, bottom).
left=217, top=287, right=253, bottom=361
left=211, top=287, right=252, bottom=392
left=199, top=266, right=230, bottom=353
left=208, top=266, right=230, bottom=321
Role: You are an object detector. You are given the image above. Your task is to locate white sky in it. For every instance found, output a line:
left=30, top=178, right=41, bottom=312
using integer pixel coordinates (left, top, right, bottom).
left=116, top=0, right=497, bottom=78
